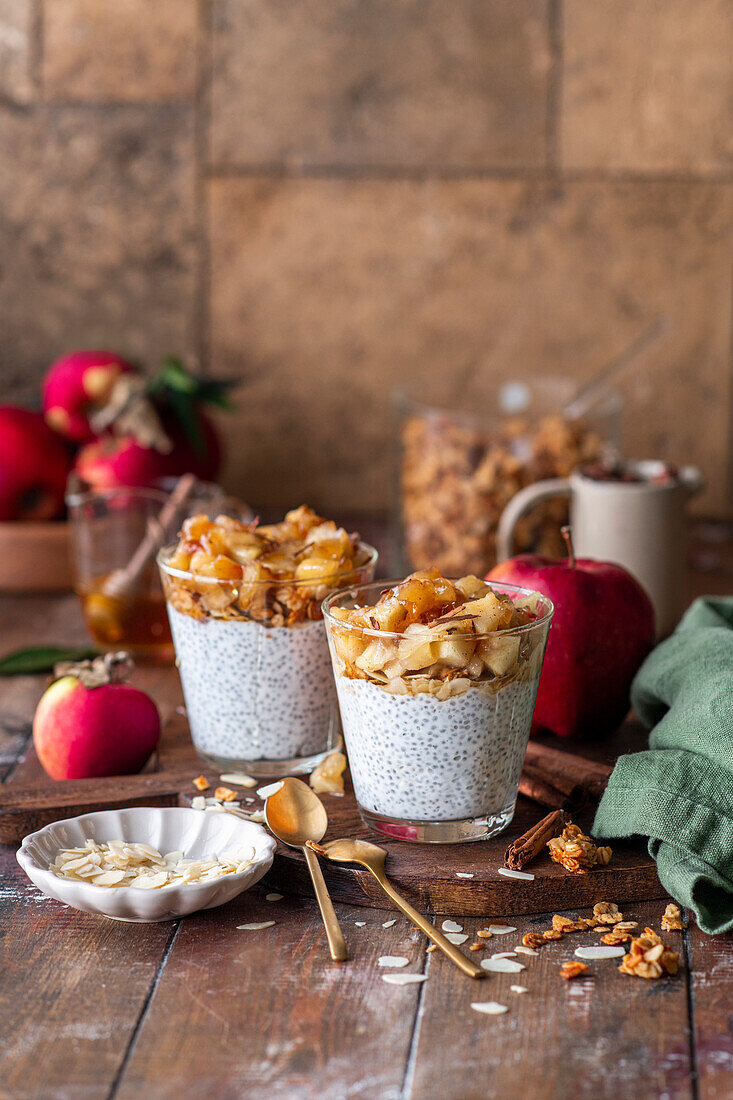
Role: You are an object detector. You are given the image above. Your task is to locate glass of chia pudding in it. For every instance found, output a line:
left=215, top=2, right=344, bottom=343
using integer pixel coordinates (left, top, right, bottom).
left=323, top=569, right=553, bottom=843
left=157, top=506, right=377, bottom=776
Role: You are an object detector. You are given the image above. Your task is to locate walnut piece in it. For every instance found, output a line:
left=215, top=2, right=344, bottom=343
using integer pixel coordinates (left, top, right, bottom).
left=547, top=824, right=613, bottom=875
left=618, top=928, right=680, bottom=980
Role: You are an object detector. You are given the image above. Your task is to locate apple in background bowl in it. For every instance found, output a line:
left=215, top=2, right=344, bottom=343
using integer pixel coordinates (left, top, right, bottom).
left=42, top=350, right=137, bottom=444
left=488, top=531, right=655, bottom=739
left=0, top=406, right=71, bottom=522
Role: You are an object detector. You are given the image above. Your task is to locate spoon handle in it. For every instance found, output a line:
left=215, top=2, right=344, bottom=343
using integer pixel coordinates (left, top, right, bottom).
left=368, top=869, right=485, bottom=980
left=303, top=845, right=348, bottom=962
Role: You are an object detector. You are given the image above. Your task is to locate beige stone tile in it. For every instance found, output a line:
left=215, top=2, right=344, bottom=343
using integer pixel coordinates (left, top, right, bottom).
left=0, top=0, right=34, bottom=103
left=43, top=0, right=198, bottom=102
left=0, top=105, right=198, bottom=401
left=562, top=0, right=733, bottom=173
left=210, top=177, right=732, bottom=514
left=210, top=0, right=550, bottom=169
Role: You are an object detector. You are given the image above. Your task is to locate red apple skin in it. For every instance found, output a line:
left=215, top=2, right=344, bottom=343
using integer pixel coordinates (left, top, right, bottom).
left=0, top=406, right=72, bottom=521
left=74, top=412, right=221, bottom=489
left=488, top=555, right=655, bottom=740
left=33, top=676, right=160, bottom=780
left=43, top=350, right=137, bottom=443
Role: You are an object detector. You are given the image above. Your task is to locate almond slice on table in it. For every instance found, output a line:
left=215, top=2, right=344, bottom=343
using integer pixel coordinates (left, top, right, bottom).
left=237, top=921, right=275, bottom=930
left=441, top=920, right=463, bottom=933
left=219, top=773, right=257, bottom=788
left=444, top=933, right=469, bottom=945
left=488, top=925, right=517, bottom=935
left=497, top=868, right=535, bottom=881
left=481, top=958, right=525, bottom=973
left=471, top=1002, right=509, bottom=1015
left=575, top=945, right=627, bottom=960
left=378, top=956, right=410, bottom=968
left=382, top=973, right=428, bottom=985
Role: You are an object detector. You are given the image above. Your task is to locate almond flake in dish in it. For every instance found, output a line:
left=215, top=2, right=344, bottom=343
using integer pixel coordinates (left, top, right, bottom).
left=382, top=973, right=428, bottom=985
left=378, top=956, right=410, bottom=968
left=192, top=775, right=210, bottom=791
left=50, top=839, right=256, bottom=889
left=441, top=919, right=463, bottom=933
left=481, top=958, right=525, bottom=974
left=488, top=924, right=516, bottom=935
left=497, top=867, right=535, bottom=881
left=574, top=945, right=626, bottom=960
left=219, top=773, right=257, bottom=788
left=237, top=921, right=275, bottom=930
left=470, top=1002, right=508, bottom=1015
left=444, top=933, right=469, bottom=945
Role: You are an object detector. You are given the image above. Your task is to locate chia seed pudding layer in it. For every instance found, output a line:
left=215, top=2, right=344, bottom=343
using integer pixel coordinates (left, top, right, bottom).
left=168, top=607, right=340, bottom=764
left=334, top=676, right=540, bottom=821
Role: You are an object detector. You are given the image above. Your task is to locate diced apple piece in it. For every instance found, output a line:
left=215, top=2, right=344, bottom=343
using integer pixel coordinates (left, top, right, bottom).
left=478, top=635, right=520, bottom=676
left=455, top=575, right=490, bottom=600
left=355, top=639, right=397, bottom=673
left=461, top=592, right=514, bottom=634
left=395, top=623, right=436, bottom=672
left=432, top=630, right=477, bottom=668
left=332, top=627, right=368, bottom=666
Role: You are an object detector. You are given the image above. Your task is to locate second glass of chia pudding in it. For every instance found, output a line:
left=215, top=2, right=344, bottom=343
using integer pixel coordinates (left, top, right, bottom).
left=323, top=569, right=553, bottom=842
left=157, top=506, right=377, bottom=776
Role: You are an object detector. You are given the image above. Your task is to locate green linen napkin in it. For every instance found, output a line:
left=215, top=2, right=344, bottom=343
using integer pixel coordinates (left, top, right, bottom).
left=593, top=596, right=733, bottom=935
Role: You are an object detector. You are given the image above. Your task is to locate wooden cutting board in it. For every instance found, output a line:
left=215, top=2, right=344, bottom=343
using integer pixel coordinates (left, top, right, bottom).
left=1, top=720, right=665, bottom=916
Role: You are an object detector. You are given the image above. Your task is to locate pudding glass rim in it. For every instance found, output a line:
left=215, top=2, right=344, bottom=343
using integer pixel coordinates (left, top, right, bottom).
left=322, top=577, right=554, bottom=642
left=156, top=540, right=379, bottom=588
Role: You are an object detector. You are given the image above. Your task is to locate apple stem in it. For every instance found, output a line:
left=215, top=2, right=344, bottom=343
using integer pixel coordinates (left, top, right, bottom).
left=561, top=525, right=576, bottom=568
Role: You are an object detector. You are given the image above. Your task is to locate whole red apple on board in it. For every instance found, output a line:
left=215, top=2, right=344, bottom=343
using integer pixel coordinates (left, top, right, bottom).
left=43, top=350, right=137, bottom=443
left=0, top=406, right=72, bottom=521
left=488, top=535, right=655, bottom=739
left=33, top=657, right=160, bottom=780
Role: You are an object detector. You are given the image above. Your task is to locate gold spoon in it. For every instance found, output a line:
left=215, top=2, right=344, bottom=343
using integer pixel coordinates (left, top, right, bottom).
left=312, top=838, right=485, bottom=980
left=265, top=778, right=348, bottom=962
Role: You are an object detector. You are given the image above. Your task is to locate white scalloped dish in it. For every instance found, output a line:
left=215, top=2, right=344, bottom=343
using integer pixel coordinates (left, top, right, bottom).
left=17, top=806, right=277, bottom=922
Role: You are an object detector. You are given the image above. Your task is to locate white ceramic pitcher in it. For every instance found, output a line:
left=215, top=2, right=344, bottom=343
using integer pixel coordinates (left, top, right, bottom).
left=496, top=461, right=704, bottom=638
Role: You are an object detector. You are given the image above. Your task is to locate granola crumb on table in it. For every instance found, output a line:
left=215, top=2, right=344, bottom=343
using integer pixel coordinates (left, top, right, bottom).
left=560, top=961, right=590, bottom=980
left=618, top=928, right=680, bottom=980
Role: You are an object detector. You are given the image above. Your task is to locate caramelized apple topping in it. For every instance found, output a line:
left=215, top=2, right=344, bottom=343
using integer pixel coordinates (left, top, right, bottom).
left=327, top=568, right=546, bottom=697
left=161, top=505, right=371, bottom=625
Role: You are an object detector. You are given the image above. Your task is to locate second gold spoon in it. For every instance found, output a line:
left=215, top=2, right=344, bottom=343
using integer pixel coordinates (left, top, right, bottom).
left=265, top=777, right=348, bottom=962
left=312, top=837, right=485, bottom=979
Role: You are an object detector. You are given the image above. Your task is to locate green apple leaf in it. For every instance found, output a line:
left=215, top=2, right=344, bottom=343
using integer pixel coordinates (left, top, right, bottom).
left=0, top=646, right=99, bottom=676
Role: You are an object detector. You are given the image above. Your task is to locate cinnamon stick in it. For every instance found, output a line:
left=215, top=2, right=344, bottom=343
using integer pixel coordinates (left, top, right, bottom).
left=517, top=773, right=568, bottom=810
left=523, top=742, right=612, bottom=801
left=504, top=808, right=567, bottom=870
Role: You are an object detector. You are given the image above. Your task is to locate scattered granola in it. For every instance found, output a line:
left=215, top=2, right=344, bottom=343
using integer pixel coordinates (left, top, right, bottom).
left=560, top=961, right=590, bottom=980
left=469, top=942, right=484, bottom=951
left=476, top=929, right=493, bottom=939
left=426, top=944, right=437, bottom=953
left=612, top=921, right=638, bottom=932
left=593, top=901, right=622, bottom=924
left=522, top=932, right=547, bottom=949
left=661, top=903, right=685, bottom=932
left=600, top=930, right=632, bottom=946
left=192, top=775, right=210, bottom=791
left=542, top=930, right=563, bottom=941
left=214, top=786, right=238, bottom=802
left=547, top=824, right=612, bottom=874
left=619, top=928, right=679, bottom=979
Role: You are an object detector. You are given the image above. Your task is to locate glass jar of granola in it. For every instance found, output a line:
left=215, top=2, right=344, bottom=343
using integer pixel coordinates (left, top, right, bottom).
left=158, top=507, right=377, bottom=776
left=323, top=569, right=553, bottom=843
left=396, top=381, right=621, bottom=576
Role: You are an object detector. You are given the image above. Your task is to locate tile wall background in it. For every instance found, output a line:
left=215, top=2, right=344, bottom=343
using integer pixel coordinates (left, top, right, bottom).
left=1, top=0, right=731, bottom=513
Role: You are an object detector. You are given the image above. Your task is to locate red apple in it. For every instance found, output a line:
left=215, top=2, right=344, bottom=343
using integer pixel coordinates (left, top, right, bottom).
left=74, top=411, right=221, bottom=489
left=0, top=406, right=72, bottom=521
left=488, top=546, right=655, bottom=739
left=33, top=674, right=160, bottom=780
left=43, top=350, right=137, bottom=443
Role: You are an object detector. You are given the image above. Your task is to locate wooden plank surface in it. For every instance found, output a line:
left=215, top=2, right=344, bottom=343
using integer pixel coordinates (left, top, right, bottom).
left=406, top=900, right=693, bottom=1100
left=686, top=917, right=733, bottom=1100
left=116, top=891, right=424, bottom=1100
left=0, top=843, right=175, bottom=1100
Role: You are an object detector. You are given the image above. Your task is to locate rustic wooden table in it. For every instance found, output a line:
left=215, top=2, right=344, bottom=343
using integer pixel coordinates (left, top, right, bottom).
left=1, top=523, right=731, bottom=1100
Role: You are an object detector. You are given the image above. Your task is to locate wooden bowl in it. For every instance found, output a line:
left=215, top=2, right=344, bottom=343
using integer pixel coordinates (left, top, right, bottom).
left=0, top=520, right=74, bottom=592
